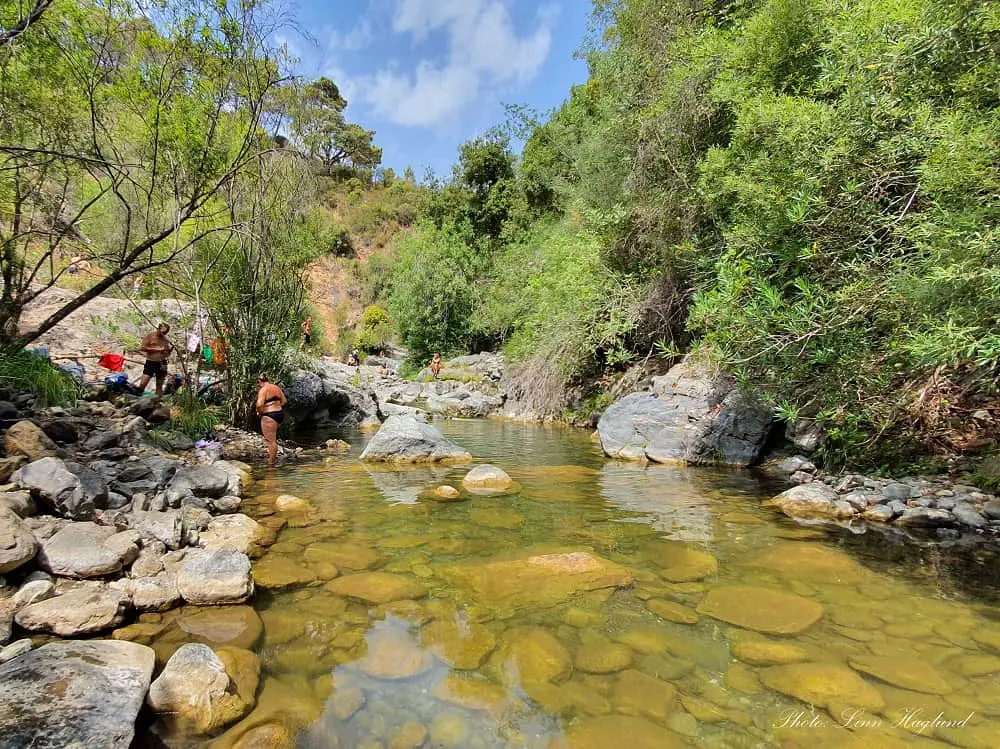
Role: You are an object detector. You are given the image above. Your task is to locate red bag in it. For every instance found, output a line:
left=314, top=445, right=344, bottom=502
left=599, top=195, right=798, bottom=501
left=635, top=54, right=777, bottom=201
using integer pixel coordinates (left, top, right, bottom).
left=98, top=353, right=125, bottom=372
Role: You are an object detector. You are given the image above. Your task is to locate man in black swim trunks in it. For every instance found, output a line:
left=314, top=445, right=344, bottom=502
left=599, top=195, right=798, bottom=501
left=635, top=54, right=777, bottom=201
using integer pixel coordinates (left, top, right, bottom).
left=138, top=323, right=173, bottom=396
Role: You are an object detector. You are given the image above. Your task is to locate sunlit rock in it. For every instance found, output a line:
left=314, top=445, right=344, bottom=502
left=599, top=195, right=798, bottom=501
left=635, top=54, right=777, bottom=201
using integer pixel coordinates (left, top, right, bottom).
left=847, top=655, right=953, bottom=695
left=493, top=626, right=573, bottom=687
left=442, top=551, right=632, bottom=610
left=421, top=615, right=497, bottom=670
left=697, top=586, right=823, bottom=634
left=759, top=662, right=886, bottom=713
left=325, top=572, right=427, bottom=604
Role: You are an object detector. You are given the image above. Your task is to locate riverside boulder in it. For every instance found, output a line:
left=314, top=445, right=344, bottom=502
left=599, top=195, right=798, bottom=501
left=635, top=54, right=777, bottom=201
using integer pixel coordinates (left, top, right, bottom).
left=37, top=522, right=138, bottom=578
left=3, top=420, right=59, bottom=461
left=15, top=582, right=129, bottom=635
left=596, top=357, right=772, bottom=467
left=360, top=416, right=472, bottom=463
left=174, top=548, right=254, bottom=605
left=0, top=505, right=37, bottom=574
left=0, top=640, right=155, bottom=749
left=12, top=456, right=93, bottom=519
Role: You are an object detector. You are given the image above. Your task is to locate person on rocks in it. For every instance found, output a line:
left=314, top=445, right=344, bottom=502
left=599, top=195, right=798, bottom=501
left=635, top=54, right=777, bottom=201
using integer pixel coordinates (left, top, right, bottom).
left=256, top=374, right=287, bottom=467
left=430, top=352, right=442, bottom=379
left=300, top=316, right=313, bottom=351
left=348, top=348, right=360, bottom=367
left=138, top=323, right=173, bottom=396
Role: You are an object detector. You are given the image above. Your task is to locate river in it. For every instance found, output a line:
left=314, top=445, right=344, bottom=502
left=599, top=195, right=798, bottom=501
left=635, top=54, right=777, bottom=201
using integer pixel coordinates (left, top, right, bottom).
left=141, top=419, right=1000, bottom=748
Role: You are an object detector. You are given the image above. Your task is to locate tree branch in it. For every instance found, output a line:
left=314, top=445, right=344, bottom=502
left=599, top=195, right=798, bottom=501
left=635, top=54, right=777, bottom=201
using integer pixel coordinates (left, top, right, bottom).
left=0, top=0, right=53, bottom=47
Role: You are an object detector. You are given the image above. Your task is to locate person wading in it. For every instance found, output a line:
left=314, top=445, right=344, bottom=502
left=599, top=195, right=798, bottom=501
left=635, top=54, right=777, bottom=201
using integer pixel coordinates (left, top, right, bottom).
left=138, top=323, right=173, bottom=396
left=255, top=374, right=287, bottom=468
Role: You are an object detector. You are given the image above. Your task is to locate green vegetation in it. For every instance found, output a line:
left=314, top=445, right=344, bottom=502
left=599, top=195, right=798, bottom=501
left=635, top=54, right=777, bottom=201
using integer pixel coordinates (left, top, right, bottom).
left=373, top=0, right=1000, bottom=467
left=0, top=352, right=78, bottom=407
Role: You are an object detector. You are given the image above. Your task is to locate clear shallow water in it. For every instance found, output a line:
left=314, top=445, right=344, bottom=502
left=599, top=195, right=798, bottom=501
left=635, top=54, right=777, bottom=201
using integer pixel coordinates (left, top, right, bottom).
left=141, top=420, right=1000, bottom=749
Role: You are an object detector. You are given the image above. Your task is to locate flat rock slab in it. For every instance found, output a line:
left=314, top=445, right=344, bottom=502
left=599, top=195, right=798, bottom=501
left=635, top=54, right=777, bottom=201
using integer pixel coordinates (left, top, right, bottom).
left=0, top=639, right=155, bottom=748
left=697, top=586, right=823, bottom=635
left=360, top=416, right=472, bottom=463
left=38, top=522, right=134, bottom=578
left=442, top=551, right=633, bottom=610
left=325, top=572, right=427, bottom=604
left=15, top=582, right=129, bottom=636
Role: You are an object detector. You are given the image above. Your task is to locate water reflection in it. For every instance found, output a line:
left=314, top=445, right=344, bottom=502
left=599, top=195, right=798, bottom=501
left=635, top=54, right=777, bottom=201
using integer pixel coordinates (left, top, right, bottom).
left=364, top=464, right=453, bottom=505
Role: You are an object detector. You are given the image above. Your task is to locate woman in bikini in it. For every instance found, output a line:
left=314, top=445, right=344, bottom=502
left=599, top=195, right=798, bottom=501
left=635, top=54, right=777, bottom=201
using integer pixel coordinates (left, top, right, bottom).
left=255, top=374, right=287, bottom=467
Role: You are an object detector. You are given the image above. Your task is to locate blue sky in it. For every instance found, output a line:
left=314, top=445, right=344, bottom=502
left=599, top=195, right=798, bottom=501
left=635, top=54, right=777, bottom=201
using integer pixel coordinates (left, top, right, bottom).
left=283, top=0, right=593, bottom=177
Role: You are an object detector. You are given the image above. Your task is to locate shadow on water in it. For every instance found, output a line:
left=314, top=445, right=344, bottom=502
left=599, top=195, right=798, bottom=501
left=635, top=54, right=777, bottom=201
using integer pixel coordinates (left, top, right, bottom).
left=138, top=418, right=1000, bottom=748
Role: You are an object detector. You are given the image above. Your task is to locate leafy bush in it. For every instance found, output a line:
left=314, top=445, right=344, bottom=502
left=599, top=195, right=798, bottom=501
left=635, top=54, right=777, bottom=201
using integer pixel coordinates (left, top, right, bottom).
left=356, top=304, right=393, bottom=352
left=388, top=224, right=478, bottom=364
left=0, top=351, right=79, bottom=407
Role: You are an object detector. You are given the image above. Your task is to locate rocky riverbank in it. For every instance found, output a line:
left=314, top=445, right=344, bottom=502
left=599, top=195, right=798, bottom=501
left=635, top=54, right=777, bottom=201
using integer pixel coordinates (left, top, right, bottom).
left=0, top=387, right=290, bottom=746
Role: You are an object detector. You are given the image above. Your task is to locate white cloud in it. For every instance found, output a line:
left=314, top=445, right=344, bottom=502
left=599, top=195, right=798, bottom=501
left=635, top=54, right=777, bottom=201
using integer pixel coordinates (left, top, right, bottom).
left=329, top=19, right=375, bottom=52
left=361, top=0, right=558, bottom=127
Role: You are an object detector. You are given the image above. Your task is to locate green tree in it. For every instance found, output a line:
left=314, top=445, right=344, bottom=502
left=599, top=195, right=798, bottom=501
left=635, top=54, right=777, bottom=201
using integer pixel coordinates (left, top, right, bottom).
left=289, top=77, right=382, bottom=175
left=0, top=0, right=288, bottom=348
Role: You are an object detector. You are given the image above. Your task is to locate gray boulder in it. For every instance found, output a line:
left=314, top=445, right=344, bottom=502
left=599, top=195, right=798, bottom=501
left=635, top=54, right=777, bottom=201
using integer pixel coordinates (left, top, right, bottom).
left=0, top=491, right=35, bottom=517
left=767, top=484, right=856, bottom=520
left=15, top=582, right=129, bottom=635
left=12, top=457, right=94, bottom=520
left=426, top=390, right=504, bottom=418
left=198, top=514, right=265, bottom=555
left=285, top=365, right=379, bottom=426
left=114, top=571, right=180, bottom=612
left=11, top=579, right=54, bottom=610
left=174, top=548, right=254, bottom=605
left=360, top=416, right=472, bottom=463
left=37, top=523, right=137, bottom=578
left=167, top=465, right=230, bottom=502
left=597, top=358, right=773, bottom=467
left=896, top=507, right=955, bottom=527
left=0, top=639, right=154, bottom=748
left=951, top=504, right=986, bottom=529
left=784, top=419, right=827, bottom=453
left=64, top=461, right=110, bottom=508
left=0, top=639, right=32, bottom=665
left=0, top=506, right=37, bottom=574
left=131, top=509, right=184, bottom=550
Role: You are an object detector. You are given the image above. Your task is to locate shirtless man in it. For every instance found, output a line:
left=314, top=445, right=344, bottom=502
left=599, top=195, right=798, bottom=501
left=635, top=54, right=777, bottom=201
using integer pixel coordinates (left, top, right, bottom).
left=138, top=323, right=173, bottom=396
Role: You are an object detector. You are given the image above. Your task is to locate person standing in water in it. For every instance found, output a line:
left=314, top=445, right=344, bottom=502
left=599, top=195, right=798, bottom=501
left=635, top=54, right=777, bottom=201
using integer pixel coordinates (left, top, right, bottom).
left=255, top=374, right=287, bottom=467
left=138, top=323, right=173, bottom=396
left=430, top=352, right=442, bottom=379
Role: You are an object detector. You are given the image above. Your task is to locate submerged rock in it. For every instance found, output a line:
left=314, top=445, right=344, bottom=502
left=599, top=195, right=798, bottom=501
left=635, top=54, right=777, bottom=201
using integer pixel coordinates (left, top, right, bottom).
left=0, top=639, right=154, bottom=748
left=494, top=626, right=573, bottom=687
left=176, top=606, right=263, bottom=650
left=325, top=572, right=427, bottom=604
left=360, top=416, right=472, bottom=463
left=360, top=626, right=436, bottom=680
left=561, top=715, right=686, bottom=749
left=421, top=615, right=497, bottom=670
left=430, top=485, right=464, bottom=501
left=847, top=655, right=953, bottom=694
left=596, top=357, right=772, bottom=467
left=759, top=662, right=886, bottom=713
left=696, top=586, right=823, bottom=635
left=442, top=551, right=633, bottom=610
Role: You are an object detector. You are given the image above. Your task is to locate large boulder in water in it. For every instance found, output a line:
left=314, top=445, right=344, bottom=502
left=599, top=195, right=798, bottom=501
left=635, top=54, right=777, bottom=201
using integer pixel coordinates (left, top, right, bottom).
left=597, top=357, right=772, bottom=467
left=0, top=639, right=155, bottom=748
left=285, top=364, right=379, bottom=426
left=360, top=416, right=472, bottom=463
